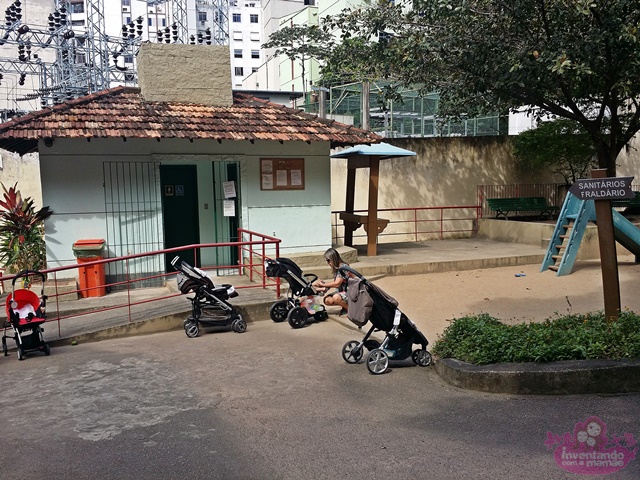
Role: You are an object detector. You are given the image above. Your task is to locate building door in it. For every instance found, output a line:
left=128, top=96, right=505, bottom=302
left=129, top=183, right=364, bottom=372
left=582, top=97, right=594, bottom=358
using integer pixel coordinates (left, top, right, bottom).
left=160, top=165, right=200, bottom=271
left=210, top=160, right=241, bottom=274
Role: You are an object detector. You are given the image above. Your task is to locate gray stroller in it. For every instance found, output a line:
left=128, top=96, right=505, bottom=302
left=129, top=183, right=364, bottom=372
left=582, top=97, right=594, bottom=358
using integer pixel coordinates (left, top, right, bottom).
left=339, top=266, right=432, bottom=375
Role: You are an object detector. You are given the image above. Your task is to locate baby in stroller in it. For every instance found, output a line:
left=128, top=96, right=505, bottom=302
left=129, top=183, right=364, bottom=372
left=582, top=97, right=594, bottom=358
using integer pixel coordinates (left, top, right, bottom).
left=338, top=266, right=431, bottom=375
left=264, top=257, right=328, bottom=329
left=171, top=256, right=247, bottom=338
left=2, top=270, right=51, bottom=360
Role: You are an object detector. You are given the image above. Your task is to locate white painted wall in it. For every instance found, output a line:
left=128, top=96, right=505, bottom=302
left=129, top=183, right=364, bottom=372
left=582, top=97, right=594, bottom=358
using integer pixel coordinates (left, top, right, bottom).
left=38, top=137, right=333, bottom=274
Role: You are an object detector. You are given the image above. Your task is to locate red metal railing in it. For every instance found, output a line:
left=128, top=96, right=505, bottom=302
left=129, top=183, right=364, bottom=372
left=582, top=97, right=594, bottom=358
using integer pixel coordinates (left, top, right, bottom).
left=0, top=229, right=281, bottom=339
left=331, top=205, right=481, bottom=244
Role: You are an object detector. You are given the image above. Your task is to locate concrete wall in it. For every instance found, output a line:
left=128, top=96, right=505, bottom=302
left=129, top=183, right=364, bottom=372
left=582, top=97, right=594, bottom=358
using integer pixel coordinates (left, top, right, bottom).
left=330, top=136, right=560, bottom=213
left=331, top=135, right=640, bottom=213
left=0, top=151, right=42, bottom=207
left=137, top=44, right=233, bottom=106
left=478, top=219, right=636, bottom=260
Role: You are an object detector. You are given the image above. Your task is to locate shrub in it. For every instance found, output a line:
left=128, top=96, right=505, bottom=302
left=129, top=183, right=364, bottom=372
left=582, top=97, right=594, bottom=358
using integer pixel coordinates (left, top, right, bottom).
left=431, top=312, right=640, bottom=365
left=0, top=183, right=53, bottom=277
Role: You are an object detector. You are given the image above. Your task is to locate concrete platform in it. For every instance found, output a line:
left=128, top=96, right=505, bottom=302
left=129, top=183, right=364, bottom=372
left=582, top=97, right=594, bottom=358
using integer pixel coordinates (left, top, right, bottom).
left=8, top=237, right=638, bottom=395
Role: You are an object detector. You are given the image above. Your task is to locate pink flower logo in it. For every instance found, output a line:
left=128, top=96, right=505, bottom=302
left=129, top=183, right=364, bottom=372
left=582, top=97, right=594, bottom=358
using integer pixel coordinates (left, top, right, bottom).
left=546, top=416, right=637, bottom=475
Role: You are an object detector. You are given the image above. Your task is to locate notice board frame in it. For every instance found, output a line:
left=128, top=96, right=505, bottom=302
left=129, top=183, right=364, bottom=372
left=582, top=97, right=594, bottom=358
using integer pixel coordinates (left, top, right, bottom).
left=260, top=158, right=305, bottom=191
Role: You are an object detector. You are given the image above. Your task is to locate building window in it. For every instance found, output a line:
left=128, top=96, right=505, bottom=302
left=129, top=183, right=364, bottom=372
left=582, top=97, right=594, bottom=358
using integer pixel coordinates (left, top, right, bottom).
left=122, top=0, right=131, bottom=5
left=70, top=2, right=84, bottom=14
left=250, top=32, right=260, bottom=42
left=235, top=67, right=244, bottom=76
left=250, top=14, right=259, bottom=23
left=124, top=55, right=134, bottom=63
left=251, top=50, right=260, bottom=59
left=75, top=52, right=86, bottom=64
left=252, top=67, right=258, bottom=73
left=234, top=49, right=243, bottom=58
left=198, top=12, right=207, bottom=22
left=233, top=31, right=242, bottom=40
left=232, top=13, right=241, bottom=23
left=71, top=20, right=85, bottom=26
left=304, top=0, right=315, bottom=4
left=148, top=18, right=153, bottom=26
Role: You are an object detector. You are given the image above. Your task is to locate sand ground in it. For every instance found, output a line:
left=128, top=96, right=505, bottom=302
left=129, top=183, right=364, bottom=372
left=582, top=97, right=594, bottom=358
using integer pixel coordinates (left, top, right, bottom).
left=371, top=255, right=640, bottom=340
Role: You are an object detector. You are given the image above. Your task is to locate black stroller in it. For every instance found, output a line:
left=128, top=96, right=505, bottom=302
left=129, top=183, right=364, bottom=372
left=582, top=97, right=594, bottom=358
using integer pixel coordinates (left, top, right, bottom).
left=171, top=256, right=247, bottom=338
left=264, top=257, right=328, bottom=328
left=2, top=270, right=51, bottom=360
left=339, top=266, right=431, bottom=375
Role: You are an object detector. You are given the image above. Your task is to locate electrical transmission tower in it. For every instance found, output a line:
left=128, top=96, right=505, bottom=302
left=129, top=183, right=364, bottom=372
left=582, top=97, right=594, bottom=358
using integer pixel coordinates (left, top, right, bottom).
left=0, top=0, right=228, bottom=120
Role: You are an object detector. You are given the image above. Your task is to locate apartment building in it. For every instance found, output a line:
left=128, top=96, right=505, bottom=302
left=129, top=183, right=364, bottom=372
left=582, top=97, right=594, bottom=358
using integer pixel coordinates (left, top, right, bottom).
left=0, top=0, right=294, bottom=118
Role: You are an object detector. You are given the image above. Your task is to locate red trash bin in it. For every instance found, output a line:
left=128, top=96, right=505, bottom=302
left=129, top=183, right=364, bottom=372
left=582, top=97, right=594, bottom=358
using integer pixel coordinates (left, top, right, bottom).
left=72, top=239, right=106, bottom=298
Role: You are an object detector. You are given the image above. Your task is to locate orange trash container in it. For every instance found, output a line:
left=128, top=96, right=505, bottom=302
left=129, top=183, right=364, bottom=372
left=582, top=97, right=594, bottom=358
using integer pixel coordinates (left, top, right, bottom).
left=72, top=239, right=106, bottom=298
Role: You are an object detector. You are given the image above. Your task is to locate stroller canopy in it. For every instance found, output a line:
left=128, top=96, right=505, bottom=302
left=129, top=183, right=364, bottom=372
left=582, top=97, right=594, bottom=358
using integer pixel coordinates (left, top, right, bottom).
left=265, top=258, right=311, bottom=296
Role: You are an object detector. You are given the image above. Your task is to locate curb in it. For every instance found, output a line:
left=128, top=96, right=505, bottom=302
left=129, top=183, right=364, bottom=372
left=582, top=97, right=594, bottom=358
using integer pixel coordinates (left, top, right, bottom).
left=49, top=300, right=276, bottom=347
left=434, top=357, right=640, bottom=395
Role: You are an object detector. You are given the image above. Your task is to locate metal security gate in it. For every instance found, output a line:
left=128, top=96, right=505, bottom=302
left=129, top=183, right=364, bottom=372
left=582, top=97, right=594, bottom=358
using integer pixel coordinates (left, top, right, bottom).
left=103, top=162, right=164, bottom=288
left=210, top=159, right=241, bottom=275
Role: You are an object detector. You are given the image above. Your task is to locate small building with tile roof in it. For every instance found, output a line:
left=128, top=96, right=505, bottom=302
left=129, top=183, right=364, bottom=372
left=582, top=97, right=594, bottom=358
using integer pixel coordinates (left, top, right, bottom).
left=0, top=44, right=380, bottom=279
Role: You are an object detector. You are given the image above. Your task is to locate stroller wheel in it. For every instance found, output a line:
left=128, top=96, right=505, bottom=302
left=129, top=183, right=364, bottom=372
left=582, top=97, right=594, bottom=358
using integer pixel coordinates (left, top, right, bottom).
left=17, top=348, right=24, bottom=361
left=341, top=340, right=363, bottom=364
left=366, top=349, right=389, bottom=375
left=2, top=343, right=7, bottom=356
left=412, top=349, right=432, bottom=367
left=269, top=300, right=289, bottom=323
left=287, top=307, right=308, bottom=329
left=184, top=320, right=200, bottom=338
left=43, top=344, right=51, bottom=356
left=232, top=315, right=247, bottom=333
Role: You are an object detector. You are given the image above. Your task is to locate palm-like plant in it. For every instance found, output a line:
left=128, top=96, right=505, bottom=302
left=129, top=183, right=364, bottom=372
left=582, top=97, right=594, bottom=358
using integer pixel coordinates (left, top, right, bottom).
left=0, top=183, right=53, bottom=278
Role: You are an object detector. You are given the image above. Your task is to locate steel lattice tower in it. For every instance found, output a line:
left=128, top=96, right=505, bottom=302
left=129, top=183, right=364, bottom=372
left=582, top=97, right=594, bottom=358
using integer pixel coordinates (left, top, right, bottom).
left=0, top=0, right=224, bottom=117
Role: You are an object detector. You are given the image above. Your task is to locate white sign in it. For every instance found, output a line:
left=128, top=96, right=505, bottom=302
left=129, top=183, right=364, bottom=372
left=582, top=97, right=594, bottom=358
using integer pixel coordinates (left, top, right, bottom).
left=276, top=170, right=288, bottom=186
left=223, top=200, right=235, bottom=217
left=262, top=174, right=273, bottom=190
left=223, top=181, right=236, bottom=199
left=290, top=170, right=302, bottom=186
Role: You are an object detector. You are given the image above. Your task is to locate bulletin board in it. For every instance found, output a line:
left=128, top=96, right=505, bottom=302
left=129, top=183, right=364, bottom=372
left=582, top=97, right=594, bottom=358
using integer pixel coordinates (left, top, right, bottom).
left=260, top=158, right=305, bottom=190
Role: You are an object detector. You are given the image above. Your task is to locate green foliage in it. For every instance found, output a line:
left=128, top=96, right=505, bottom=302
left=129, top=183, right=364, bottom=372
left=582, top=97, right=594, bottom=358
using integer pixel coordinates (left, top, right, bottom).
left=322, top=0, right=640, bottom=176
left=432, top=312, right=640, bottom=365
left=0, top=183, right=53, bottom=275
left=512, top=119, right=597, bottom=185
left=262, top=24, right=333, bottom=63
left=262, top=24, right=334, bottom=93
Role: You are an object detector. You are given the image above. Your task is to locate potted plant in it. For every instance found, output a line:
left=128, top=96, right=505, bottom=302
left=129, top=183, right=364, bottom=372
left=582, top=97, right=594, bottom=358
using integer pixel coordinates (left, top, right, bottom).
left=0, top=183, right=53, bottom=287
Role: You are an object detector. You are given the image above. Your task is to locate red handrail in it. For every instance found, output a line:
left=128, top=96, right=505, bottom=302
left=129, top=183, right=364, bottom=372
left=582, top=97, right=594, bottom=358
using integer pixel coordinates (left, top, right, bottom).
left=0, top=229, right=282, bottom=339
left=331, top=205, right=481, bottom=244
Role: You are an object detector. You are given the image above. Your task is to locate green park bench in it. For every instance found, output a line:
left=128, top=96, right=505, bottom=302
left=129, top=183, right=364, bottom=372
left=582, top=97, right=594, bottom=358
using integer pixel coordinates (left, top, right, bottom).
left=612, top=191, right=640, bottom=211
left=487, top=197, right=560, bottom=220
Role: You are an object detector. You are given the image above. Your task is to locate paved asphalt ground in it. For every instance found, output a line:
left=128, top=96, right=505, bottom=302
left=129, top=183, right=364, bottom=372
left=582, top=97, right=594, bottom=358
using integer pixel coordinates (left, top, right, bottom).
left=1, top=320, right=638, bottom=480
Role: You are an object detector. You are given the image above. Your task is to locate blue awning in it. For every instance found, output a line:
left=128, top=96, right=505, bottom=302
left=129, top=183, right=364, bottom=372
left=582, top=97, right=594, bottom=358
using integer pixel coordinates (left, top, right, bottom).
left=330, top=142, right=416, bottom=159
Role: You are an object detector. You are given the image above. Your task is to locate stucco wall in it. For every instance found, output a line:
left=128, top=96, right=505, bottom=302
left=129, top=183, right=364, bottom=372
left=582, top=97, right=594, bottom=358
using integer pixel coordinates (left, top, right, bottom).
left=0, top=151, right=42, bottom=207
left=331, top=135, right=640, bottom=212
left=38, top=138, right=332, bottom=273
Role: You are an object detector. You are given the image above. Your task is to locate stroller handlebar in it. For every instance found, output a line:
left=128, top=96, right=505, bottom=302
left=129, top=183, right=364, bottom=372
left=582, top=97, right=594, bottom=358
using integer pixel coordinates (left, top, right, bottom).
left=338, top=265, right=363, bottom=279
left=11, top=270, right=46, bottom=286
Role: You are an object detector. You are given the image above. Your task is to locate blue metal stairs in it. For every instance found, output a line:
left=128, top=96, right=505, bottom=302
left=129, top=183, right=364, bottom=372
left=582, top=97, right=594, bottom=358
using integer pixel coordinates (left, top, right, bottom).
left=541, top=193, right=596, bottom=276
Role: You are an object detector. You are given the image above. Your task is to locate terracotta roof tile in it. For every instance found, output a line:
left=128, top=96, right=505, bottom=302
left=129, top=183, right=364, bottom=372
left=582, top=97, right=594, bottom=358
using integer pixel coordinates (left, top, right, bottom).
left=0, top=86, right=380, bottom=154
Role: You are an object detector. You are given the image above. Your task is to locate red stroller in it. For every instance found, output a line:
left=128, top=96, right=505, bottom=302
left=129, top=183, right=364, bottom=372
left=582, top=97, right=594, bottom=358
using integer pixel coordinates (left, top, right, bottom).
left=2, top=270, right=50, bottom=360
